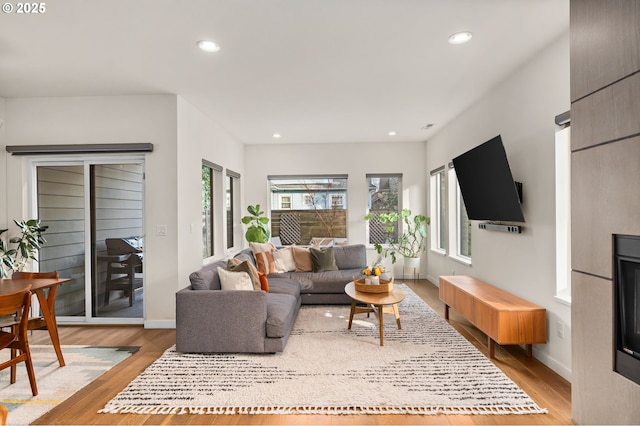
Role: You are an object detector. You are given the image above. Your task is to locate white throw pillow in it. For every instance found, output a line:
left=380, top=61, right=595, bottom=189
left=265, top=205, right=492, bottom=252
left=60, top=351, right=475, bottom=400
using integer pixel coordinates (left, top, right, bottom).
left=273, top=247, right=296, bottom=273
left=217, top=267, right=254, bottom=291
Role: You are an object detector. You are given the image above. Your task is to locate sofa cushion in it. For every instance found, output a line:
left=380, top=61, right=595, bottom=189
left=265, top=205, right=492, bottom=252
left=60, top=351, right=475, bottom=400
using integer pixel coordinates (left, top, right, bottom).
left=265, top=293, right=298, bottom=338
left=234, top=248, right=257, bottom=267
left=273, top=247, right=296, bottom=272
left=189, top=260, right=227, bottom=290
left=227, top=258, right=261, bottom=291
left=217, top=267, right=254, bottom=291
left=250, top=242, right=277, bottom=274
left=258, top=272, right=270, bottom=292
left=268, top=277, right=301, bottom=299
left=271, top=269, right=360, bottom=294
left=291, top=246, right=313, bottom=272
left=333, top=244, right=367, bottom=270
left=310, top=246, right=338, bottom=272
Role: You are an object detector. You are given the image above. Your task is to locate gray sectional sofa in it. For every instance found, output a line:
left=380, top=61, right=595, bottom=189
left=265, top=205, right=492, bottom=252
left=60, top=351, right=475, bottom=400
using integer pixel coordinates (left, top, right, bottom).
left=175, top=244, right=366, bottom=353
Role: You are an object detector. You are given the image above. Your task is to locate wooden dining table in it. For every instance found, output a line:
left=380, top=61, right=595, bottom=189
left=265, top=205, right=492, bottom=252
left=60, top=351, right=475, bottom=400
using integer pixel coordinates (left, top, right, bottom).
left=0, top=277, right=71, bottom=367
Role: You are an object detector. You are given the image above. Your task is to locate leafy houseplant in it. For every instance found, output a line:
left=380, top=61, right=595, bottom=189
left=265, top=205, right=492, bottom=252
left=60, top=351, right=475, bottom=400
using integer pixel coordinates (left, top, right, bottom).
left=364, top=208, right=429, bottom=264
left=241, top=204, right=271, bottom=243
left=0, top=219, right=49, bottom=278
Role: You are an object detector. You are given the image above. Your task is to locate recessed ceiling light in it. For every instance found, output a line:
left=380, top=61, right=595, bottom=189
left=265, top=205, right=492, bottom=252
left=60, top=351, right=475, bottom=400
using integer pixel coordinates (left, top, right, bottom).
left=448, top=31, right=473, bottom=45
left=388, top=131, right=397, bottom=136
left=196, top=40, right=221, bottom=53
left=272, top=133, right=281, bottom=138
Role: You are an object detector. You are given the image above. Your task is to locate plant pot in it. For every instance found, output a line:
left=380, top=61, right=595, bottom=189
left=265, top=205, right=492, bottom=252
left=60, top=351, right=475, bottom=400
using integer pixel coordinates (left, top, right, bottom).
left=403, top=256, right=420, bottom=270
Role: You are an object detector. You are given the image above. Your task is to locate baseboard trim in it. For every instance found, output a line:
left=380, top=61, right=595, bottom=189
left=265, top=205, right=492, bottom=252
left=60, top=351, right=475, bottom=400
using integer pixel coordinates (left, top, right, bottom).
left=144, top=319, right=176, bottom=329
left=533, top=347, right=572, bottom=383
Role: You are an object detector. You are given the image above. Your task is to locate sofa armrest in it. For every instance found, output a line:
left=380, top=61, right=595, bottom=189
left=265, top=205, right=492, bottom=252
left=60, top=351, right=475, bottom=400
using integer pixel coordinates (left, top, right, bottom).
left=176, top=287, right=268, bottom=353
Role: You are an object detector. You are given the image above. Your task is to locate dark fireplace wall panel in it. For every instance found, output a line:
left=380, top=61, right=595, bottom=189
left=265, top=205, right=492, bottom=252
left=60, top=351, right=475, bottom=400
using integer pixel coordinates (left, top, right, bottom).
left=570, top=0, right=640, bottom=102
left=570, top=0, right=640, bottom=424
left=571, top=136, right=640, bottom=279
left=572, top=272, right=640, bottom=424
left=571, top=72, right=640, bottom=152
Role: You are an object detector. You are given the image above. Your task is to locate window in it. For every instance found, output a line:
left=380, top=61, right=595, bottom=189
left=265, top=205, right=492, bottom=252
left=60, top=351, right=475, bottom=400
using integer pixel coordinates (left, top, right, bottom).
left=366, top=174, right=401, bottom=245
left=448, top=165, right=471, bottom=264
left=280, top=195, right=292, bottom=209
left=555, top=125, right=571, bottom=303
left=202, top=161, right=222, bottom=258
left=226, top=169, right=241, bottom=249
left=268, top=175, right=348, bottom=245
left=429, top=167, right=446, bottom=254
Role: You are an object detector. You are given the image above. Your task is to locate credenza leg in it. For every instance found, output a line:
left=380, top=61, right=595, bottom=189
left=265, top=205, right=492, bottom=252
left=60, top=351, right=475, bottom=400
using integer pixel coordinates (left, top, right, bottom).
left=526, top=344, right=533, bottom=357
left=444, top=304, right=449, bottom=321
left=488, top=337, right=495, bottom=359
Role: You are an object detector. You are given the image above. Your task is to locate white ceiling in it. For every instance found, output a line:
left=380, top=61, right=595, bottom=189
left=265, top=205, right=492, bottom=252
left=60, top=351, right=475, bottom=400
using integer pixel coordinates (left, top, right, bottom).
left=0, top=0, right=569, bottom=145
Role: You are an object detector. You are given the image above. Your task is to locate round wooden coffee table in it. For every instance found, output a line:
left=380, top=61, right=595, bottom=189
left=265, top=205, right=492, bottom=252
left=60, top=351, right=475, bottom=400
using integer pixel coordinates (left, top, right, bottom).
left=344, top=281, right=406, bottom=346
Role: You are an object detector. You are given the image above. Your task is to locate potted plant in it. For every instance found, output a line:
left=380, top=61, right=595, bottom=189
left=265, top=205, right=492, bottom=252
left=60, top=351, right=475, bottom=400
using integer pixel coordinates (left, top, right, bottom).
left=0, top=219, right=49, bottom=278
left=364, top=208, right=429, bottom=265
left=241, top=204, right=271, bottom=243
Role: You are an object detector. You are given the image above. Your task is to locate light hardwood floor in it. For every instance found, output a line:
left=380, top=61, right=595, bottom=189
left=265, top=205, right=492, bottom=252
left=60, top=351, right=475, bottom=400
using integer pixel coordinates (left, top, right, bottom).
left=29, top=279, right=573, bottom=425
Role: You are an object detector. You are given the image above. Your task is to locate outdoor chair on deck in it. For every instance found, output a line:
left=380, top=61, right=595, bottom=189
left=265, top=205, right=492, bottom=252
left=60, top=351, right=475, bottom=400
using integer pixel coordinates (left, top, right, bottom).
left=103, top=238, right=143, bottom=307
left=0, top=286, right=38, bottom=396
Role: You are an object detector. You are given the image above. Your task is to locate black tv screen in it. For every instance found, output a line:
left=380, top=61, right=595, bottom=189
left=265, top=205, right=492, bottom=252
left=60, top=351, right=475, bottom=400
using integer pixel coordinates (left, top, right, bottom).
left=452, top=135, right=525, bottom=223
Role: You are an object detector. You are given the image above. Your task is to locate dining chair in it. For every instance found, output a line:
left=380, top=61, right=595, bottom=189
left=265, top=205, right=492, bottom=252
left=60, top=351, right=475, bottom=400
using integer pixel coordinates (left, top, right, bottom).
left=11, top=271, right=59, bottom=331
left=0, top=285, right=38, bottom=396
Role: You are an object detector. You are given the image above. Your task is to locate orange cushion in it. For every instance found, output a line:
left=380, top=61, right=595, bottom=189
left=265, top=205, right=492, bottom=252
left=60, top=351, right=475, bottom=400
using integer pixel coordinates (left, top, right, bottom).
left=258, top=272, right=269, bottom=292
left=250, top=242, right=276, bottom=274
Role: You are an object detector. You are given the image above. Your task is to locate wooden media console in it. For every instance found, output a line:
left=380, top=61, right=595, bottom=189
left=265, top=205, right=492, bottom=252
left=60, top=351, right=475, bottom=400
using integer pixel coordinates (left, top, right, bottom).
left=439, top=275, right=547, bottom=358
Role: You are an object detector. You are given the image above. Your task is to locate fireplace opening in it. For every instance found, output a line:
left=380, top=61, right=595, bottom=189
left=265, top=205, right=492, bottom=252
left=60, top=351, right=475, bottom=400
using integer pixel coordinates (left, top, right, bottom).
left=614, top=234, right=640, bottom=385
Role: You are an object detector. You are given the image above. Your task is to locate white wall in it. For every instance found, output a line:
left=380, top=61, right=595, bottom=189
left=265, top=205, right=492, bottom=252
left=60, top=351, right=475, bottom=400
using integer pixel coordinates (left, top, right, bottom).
left=0, top=98, right=6, bottom=231
left=244, top=140, right=427, bottom=277
left=425, top=32, right=571, bottom=380
left=2, top=95, right=179, bottom=326
left=175, top=96, right=246, bottom=287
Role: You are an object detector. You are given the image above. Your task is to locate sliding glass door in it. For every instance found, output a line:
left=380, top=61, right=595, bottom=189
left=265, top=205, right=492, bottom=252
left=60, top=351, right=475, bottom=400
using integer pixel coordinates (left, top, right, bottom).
left=33, top=158, right=144, bottom=324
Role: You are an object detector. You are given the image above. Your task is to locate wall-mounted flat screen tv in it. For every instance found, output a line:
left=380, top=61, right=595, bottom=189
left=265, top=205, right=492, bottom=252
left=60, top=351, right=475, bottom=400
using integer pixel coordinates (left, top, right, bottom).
left=452, top=135, right=525, bottom=223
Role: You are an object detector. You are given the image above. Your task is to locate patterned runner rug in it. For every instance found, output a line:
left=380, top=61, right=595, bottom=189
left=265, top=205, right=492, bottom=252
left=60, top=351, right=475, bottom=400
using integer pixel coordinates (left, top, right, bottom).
left=101, top=285, right=547, bottom=415
left=0, top=345, right=138, bottom=425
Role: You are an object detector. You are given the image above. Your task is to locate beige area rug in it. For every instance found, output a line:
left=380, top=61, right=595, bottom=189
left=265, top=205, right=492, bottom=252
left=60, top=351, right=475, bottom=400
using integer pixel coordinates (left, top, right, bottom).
left=0, top=345, right=138, bottom=425
left=100, top=285, right=547, bottom=416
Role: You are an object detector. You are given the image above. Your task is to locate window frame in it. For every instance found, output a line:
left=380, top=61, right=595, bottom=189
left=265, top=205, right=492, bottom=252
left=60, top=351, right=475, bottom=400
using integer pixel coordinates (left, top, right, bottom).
left=429, top=167, right=446, bottom=255
left=447, top=165, right=472, bottom=265
left=268, top=174, right=348, bottom=244
left=555, top=125, right=571, bottom=304
left=226, top=169, right=241, bottom=250
left=280, top=194, right=292, bottom=209
left=201, top=160, right=222, bottom=259
left=366, top=173, right=402, bottom=246
left=331, top=194, right=344, bottom=209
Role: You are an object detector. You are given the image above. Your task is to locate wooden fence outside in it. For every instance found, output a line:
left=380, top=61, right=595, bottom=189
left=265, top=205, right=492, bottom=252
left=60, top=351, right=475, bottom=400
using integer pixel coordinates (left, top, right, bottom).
left=271, top=209, right=346, bottom=245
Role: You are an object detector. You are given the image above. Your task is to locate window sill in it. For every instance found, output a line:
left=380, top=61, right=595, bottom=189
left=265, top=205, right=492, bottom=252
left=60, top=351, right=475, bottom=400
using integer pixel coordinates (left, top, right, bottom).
left=449, top=254, right=472, bottom=267
left=430, top=248, right=447, bottom=257
left=554, top=290, right=572, bottom=306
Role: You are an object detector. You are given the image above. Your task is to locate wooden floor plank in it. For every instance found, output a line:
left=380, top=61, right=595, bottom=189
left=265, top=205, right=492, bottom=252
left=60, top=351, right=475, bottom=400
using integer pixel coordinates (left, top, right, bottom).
left=28, top=279, right=573, bottom=425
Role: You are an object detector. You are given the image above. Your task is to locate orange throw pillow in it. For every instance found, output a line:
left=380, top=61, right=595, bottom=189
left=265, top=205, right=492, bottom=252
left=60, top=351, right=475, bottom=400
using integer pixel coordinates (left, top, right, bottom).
left=258, top=272, right=269, bottom=292
left=249, top=242, right=276, bottom=274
